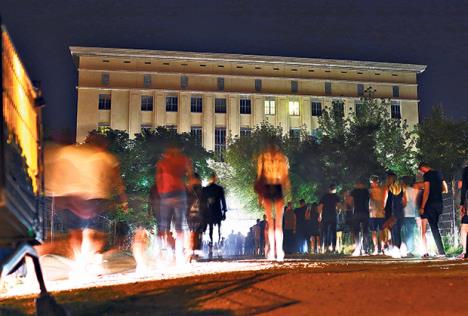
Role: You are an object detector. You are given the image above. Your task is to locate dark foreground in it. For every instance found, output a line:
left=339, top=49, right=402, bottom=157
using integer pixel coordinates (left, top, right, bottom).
left=1, top=256, right=468, bottom=315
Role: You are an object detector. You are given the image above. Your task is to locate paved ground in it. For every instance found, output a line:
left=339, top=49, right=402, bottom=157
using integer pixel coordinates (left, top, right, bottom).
left=1, top=255, right=468, bottom=315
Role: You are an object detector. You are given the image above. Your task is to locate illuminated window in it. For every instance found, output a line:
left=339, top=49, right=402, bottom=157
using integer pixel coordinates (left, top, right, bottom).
left=289, top=101, right=300, bottom=116
left=215, top=98, right=227, bottom=113
left=255, top=79, right=262, bottom=92
left=311, top=101, right=322, bottom=116
left=240, top=98, right=251, bottom=114
left=143, top=74, right=151, bottom=87
left=291, top=80, right=298, bottom=93
left=325, top=82, right=332, bottom=95
left=240, top=128, right=252, bottom=137
left=393, top=85, right=400, bottom=98
left=191, top=96, right=203, bottom=113
left=191, top=126, right=202, bottom=145
left=391, top=101, right=401, bottom=119
left=98, top=94, right=111, bottom=110
left=141, top=95, right=153, bottom=111
left=217, top=77, right=224, bottom=91
left=357, top=84, right=364, bottom=97
left=264, top=99, right=276, bottom=115
left=180, top=75, right=188, bottom=89
left=101, top=73, right=110, bottom=85
left=166, top=96, right=178, bottom=112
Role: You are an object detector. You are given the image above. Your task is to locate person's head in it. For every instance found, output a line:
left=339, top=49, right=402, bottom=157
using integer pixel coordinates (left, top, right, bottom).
left=389, top=179, right=403, bottom=195
left=287, top=201, right=292, bottom=208
left=190, top=172, right=201, bottom=186
left=355, top=179, right=366, bottom=189
left=385, top=171, right=397, bottom=186
left=369, top=175, right=380, bottom=187
left=401, top=175, right=414, bottom=188
left=209, top=172, right=218, bottom=184
left=299, top=199, right=306, bottom=207
left=329, top=184, right=337, bottom=194
left=263, top=214, right=266, bottom=220
left=256, top=218, right=260, bottom=224
left=418, top=162, right=431, bottom=174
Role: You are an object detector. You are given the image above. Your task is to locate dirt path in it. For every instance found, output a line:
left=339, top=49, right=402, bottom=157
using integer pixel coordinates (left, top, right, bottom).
left=2, top=257, right=468, bottom=315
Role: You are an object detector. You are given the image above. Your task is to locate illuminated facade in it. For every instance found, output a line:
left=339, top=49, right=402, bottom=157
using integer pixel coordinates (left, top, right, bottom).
left=70, top=47, right=426, bottom=151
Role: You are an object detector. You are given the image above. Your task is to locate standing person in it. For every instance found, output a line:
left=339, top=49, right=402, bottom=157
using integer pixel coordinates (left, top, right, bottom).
left=318, top=185, right=341, bottom=253
left=187, top=173, right=204, bottom=261
left=253, top=219, right=262, bottom=255
left=156, top=147, right=192, bottom=265
left=294, top=199, right=308, bottom=253
left=308, top=203, right=321, bottom=254
left=259, top=215, right=267, bottom=256
left=255, top=144, right=290, bottom=261
left=369, top=175, right=386, bottom=255
left=401, top=176, right=419, bottom=257
left=202, top=173, right=228, bottom=251
left=283, top=202, right=296, bottom=254
left=418, top=162, right=448, bottom=257
left=384, top=175, right=407, bottom=258
left=458, top=163, right=468, bottom=258
left=350, top=180, right=370, bottom=256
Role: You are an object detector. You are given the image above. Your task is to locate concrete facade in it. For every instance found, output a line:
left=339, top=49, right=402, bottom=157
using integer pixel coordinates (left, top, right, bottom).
left=70, top=47, right=426, bottom=151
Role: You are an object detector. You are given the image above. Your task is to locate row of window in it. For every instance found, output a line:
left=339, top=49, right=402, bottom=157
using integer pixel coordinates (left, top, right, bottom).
left=100, top=73, right=400, bottom=97
left=98, top=94, right=401, bottom=119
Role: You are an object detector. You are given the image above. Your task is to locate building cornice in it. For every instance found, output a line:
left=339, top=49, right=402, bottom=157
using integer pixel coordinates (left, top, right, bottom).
left=70, top=46, right=427, bottom=74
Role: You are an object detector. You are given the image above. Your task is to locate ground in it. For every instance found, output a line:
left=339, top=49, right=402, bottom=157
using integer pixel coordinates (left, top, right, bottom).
left=1, top=256, right=468, bottom=315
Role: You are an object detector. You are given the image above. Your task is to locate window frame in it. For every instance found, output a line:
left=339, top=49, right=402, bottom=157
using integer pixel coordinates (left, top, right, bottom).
left=391, top=101, right=401, bottom=119
left=215, top=98, right=227, bottom=113
left=101, top=73, right=110, bottom=85
left=291, top=80, right=298, bottom=93
left=140, top=95, right=154, bottom=112
left=143, top=74, right=151, bottom=87
left=217, top=77, right=224, bottom=91
left=288, top=100, right=300, bottom=116
left=264, top=99, right=276, bottom=115
left=240, top=127, right=252, bottom=138
left=255, top=79, right=262, bottom=92
left=311, top=101, right=322, bottom=117
left=240, top=98, right=252, bottom=114
left=357, top=84, right=364, bottom=97
left=191, top=126, right=203, bottom=145
left=190, top=96, right=203, bottom=113
left=215, top=128, right=227, bottom=154
left=166, top=96, right=178, bottom=112
left=98, top=94, right=111, bottom=110
left=180, top=75, right=188, bottom=89
left=325, top=82, right=332, bottom=96
left=392, top=85, right=400, bottom=98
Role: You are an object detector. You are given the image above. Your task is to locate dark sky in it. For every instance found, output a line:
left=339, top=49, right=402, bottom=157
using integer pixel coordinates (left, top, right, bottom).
left=1, top=0, right=468, bottom=139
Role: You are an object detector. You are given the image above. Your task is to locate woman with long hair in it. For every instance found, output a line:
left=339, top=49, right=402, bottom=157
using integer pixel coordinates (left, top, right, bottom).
left=384, top=173, right=407, bottom=258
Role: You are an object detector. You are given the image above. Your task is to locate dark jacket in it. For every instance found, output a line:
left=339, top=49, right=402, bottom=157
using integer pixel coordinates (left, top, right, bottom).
left=202, top=183, right=227, bottom=224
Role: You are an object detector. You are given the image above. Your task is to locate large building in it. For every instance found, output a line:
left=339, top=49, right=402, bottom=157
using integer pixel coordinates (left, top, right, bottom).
left=70, top=47, right=426, bottom=151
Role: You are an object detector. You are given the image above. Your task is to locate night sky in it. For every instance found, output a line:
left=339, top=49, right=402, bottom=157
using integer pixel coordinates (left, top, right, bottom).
left=1, top=0, right=467, bottom=139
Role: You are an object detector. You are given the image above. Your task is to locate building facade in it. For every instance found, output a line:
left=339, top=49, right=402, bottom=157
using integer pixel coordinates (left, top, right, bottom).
left=70, top=47, right=426, bottom=152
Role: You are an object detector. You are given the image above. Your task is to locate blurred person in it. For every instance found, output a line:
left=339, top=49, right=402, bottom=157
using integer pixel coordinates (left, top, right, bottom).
left=401, top=176, right=419, bottom=257
left=308, top=203, right=321, bottom=254
left=259, top=215, right=267, bottom=256
left=294, top=199, right=309, bottom=253
left=318, top=185, right=341, bottom=253
left=202, top=173, right=228, bottom=250
left=255, top=145, right=290, bottom=261
left=44, top=137, right=128, bottom=271
left=236, top=232, right=245, bottom=256
left=458, top=162, right=468, bottom=259
left=187, top=173, right=204, bottom=261
left=155, top=147, right=192, bottom=265
left=418, top=162, right=448, bottom=257
left=369, top=175, right=386, bottom=255
left=253, top=219, right=262, bottom=255
left=350, top=180, right=370, bottom=256
left=383, top=174, right=407, bottom=258
left=283, top=202, right=296, bottom=254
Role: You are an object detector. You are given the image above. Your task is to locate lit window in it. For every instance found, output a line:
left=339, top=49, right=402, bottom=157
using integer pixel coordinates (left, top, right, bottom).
left=166, top=96, right=178, bottom=112
left=311, top=101, right=322, bottom=116
left=143, top=74, right=151, bottom=87
left=217, top=77, right=224, bottom=91
left=240, top=98, right=251, bottom=114
left=98, top=94, right=111, bottom=110
left=101, top=73, right=110, bottom=85
left=325, top=82, right=332, bottom=95
left=191, top=96, right=203, bottom=113
left=180, top=76, right=188, bottom=89
left=357, top=84, right=364, bottom=97
left=288, top=101, right=300, bottom=116
left=391, top=101, right=401, bottom=119
left=255, top=79, right=262, bottom=92
left=191, top=126, right=202, bottom=145
left=141, top=95, right=153, bottom=111
left=215, top=98, right=227, bottom=113
left=393, top=85, right=400, bottom=98
left=240, top=128, right=251, bottom=137
left=291, top=80, right=298, bottom=93
left=264, top=99, right=276, bottom=115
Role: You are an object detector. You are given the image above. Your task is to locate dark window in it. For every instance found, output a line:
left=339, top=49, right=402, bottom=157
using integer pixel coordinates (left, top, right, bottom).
left=180, top=75, right=188, bottom=89
left=355, top=102, right=364, bottom=117
left=166, top=96, right=178, bottom=112
left=143, top=74, right=151, bottom=87
left=240, top=128, right=251, bottom=138
left=191, top=96, right=203, bottom=113
left=240, top=98, right=251, bottom=114
left=215, top=98, right=227, bottom=113
left=215, top=128, right=226, bottom=154
left=141, top=95, right=153, bottom=111
left=391, top=101, right=401, bottom=119
left=98, top=122, right=110, bottom=128
left=255, top=79, right=262, bottom=92
left=291, top=80, right=298, bottom=93
left=290, top=129, right=301, bottom=140
left=101, top=73, right=110, bottom=85
left=333, top=101, right=344, bottom=117
left=166, top=125, right=177, bottom=132
left=325, top=82, right=332, bottom=95
left=357, top=84, right=364, bottom=97
left=141, top=124, right=152, bottom=131
left=311, top=101, right=322, bottom=116
left=217, top=77, right=224, bottom=91
left=191, top=127, right=202, bottom=145
left=393, top=85, right=400, bottom=98
left=98, top=94, right=111, bottom=110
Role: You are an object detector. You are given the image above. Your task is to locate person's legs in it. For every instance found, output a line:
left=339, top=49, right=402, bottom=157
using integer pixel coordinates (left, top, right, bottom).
left=428, top=214, right=445, bottom=255
left=420, top=218, right=429, bottom=255
left=461, top=224, right=468, bottom=255
left=352, top=217, right=361, bottom=255
left=331, top=223, right=337, bottom=252
left=275, top=199, right=285, bottom=261
left=263, top=199, right=275, bottom=259
left=362, top=218, right=370, bottom=254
